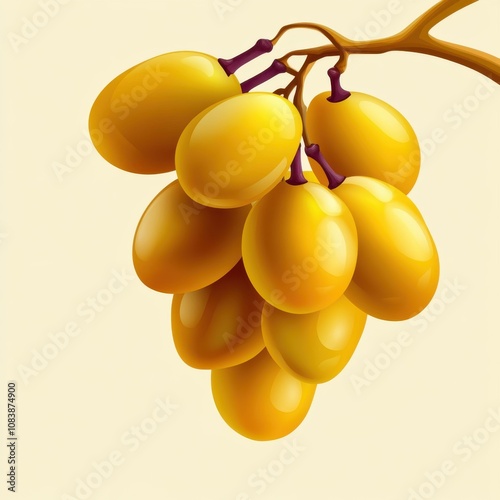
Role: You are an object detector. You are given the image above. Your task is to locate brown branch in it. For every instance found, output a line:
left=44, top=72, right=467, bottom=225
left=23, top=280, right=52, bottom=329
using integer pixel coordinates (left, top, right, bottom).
left=274, top=0, right=500, bottom=83
left=272, top=23, right=350, bottom=72
left=292, top=57, right=315, bottom=146
left=403, top=0, right=478, bottom=37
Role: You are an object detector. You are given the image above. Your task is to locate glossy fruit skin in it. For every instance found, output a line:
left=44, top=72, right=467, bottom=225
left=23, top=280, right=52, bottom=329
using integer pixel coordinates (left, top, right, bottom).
left=171, top=261, right=265, bottom=369
left=211, top=349, right=316, bottom=441
left=133, top=180, right=250, bottom=294
left=176, top=93, right=302, bottom=208
left=306, top=92, right=420, bottom=194
left=89, top=51, right=241, bottom=174
left=334, top=176, right=439, bottom=320
left=242, top=180, right=358, bottom=314
left=262, top=295, right=367, bottom=384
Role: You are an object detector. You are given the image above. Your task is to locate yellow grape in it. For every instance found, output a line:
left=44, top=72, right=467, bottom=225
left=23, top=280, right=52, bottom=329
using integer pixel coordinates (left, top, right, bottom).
left=306, top=92, right=420, bottom=194
left=133, top=180, right=250, bottom=294
left=175, top=93, right=302, bottom=208
left=171, top=261, right=265, bottom=369
left=262, top=295, right=367, bottom=384
left=334, top=176, right=439, bottom=320
left=211, top=349, right=316, bottom=441
left=89, top=52, right=241, bottom=174
left=242, top=180, right=358, bottom=314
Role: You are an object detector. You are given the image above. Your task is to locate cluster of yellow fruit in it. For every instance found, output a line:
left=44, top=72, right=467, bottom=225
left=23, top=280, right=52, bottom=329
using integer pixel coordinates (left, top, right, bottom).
left=89, top=46, right=440, bottom=441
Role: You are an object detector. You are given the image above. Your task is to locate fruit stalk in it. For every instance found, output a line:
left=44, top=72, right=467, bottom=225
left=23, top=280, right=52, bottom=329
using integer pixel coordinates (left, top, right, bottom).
left=219, top=39, right=273, bottom=76
left=327, top=68, right=351, bottom=103
left=286, top=147, right=307, bottom=186
left=240, top=60, right=287, bottom=93
left=305, top=144, right=345, bottom=190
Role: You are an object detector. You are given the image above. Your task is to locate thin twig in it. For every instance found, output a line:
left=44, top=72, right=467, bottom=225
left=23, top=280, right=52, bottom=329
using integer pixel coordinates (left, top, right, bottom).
left=292, top=57, right=315, bottom=146
left=273, top=0, right=500, bottom=83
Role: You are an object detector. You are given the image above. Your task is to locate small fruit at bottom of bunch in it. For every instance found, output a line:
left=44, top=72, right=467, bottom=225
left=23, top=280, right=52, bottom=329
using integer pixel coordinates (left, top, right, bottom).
left=334, top=176, right=440, bottom=320
left=176, top=92, right=303, bottom=208
left=242, top=178, right=358, bottom=314
left=211, top=349, right=316, bottom=441
left=171, top=260, right=265, bottom=369
left=132, top=180, right=250, bottom=294
left=89, top=51, right=242, bottom=174
left=306, top=70, right=420, bottom=194
left=262, top=295, right=367, bottom=384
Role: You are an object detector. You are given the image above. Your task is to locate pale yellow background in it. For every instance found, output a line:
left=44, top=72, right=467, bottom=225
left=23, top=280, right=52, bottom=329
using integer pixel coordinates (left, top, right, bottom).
left=1, top=0, right=499, bottom=499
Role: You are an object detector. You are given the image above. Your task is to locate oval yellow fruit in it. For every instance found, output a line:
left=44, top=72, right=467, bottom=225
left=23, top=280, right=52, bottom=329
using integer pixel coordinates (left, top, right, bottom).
left=171, top=261, right=265, bottom=369
left=211, top=349, right=316, bottom=440
left=334, top=176, right=439, bottom=320
left=176, top=92, right=302, bottom=208
left=262, top=295, right=367, bottom=383
left=89, top=51, right=241, bottom=174
left=306, top=92, right=420, bottom=194
left=133, top=180, right=250, bottom=294
left=242, top=180, right=358, bottom=314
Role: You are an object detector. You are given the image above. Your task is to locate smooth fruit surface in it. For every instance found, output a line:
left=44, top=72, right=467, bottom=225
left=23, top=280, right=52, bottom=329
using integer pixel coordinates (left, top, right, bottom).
left=89, top=51, right=241, bottom=174
left=262, top=295, right=367, bottom=383
left=242, top=180, right=358, bottom=314
left=133, top=180, right=250, bottom=294
left=211, top=349, right=316, bottom=440
left=334, top=176, right=439, bottom=320
left=171, top=261, right=265, bottom=369
left=306, top=92, right=420, bottom=194
left=176, top=92, right=302, bottom=208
